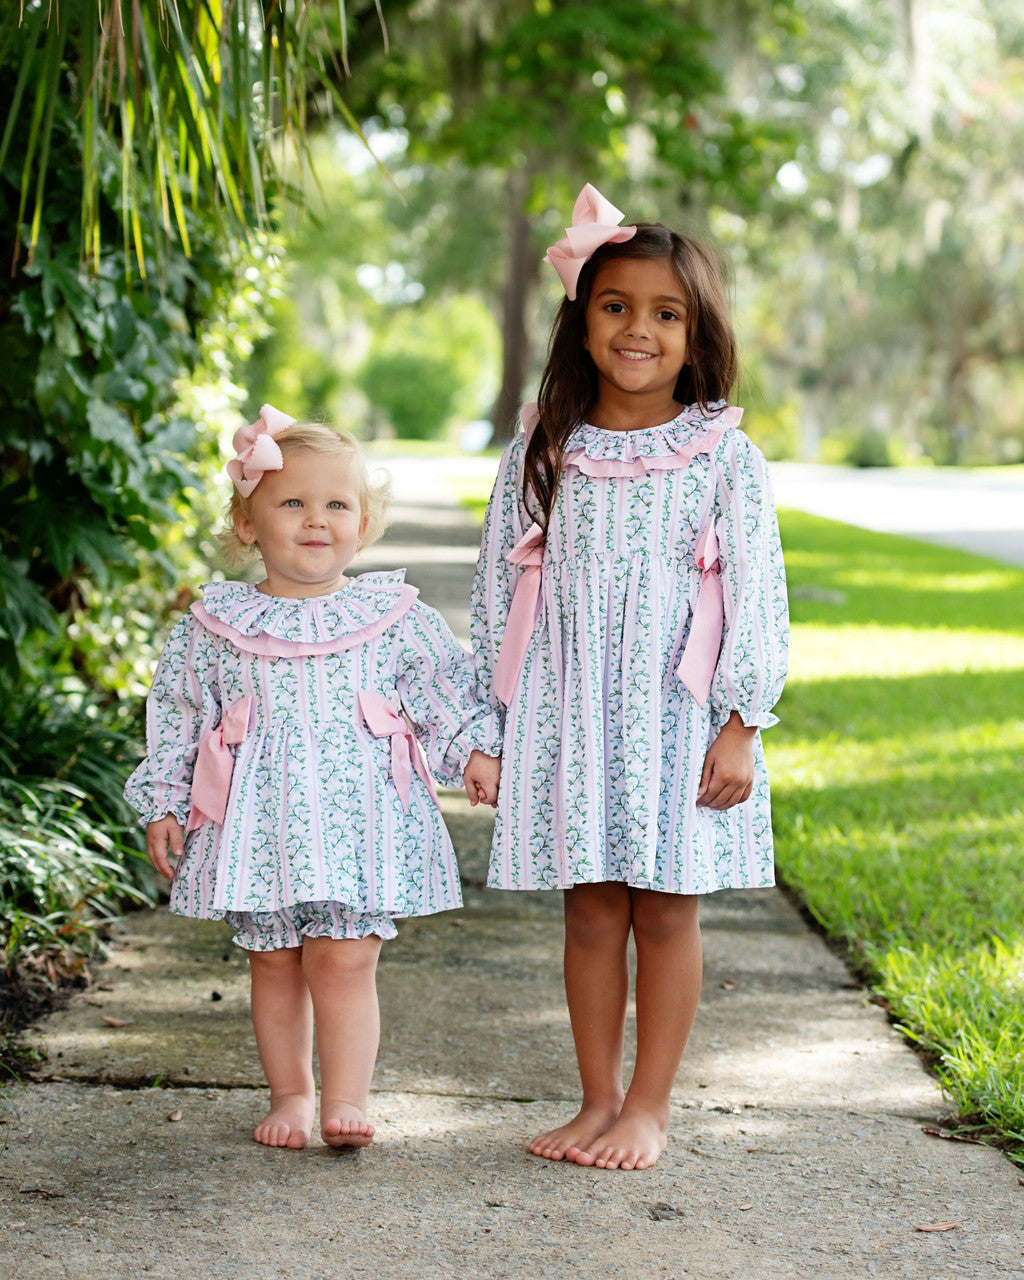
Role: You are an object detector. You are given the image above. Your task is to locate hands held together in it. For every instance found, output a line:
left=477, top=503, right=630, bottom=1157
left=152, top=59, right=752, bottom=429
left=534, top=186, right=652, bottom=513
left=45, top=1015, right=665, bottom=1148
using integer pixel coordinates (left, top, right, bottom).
left=463, top=749, right=501, bottom=808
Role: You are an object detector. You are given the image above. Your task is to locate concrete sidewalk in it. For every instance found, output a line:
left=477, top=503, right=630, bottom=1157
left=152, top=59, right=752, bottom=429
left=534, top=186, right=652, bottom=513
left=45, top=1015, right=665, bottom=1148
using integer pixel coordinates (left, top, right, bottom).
left=2, top=457, right=1021, bottom=1280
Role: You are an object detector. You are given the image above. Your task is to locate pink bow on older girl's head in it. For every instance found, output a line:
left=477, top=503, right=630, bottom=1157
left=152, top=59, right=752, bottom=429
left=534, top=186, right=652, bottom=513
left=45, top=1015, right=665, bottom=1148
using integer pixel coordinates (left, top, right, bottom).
left=544, top=183, right=637, bottom=301
left=225, top=403, right=297, bottom=498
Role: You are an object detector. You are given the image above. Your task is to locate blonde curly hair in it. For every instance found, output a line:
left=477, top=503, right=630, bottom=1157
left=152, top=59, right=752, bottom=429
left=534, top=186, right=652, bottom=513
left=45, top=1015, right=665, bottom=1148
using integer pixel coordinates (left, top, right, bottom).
left=219, top=423, right=391, bottom=569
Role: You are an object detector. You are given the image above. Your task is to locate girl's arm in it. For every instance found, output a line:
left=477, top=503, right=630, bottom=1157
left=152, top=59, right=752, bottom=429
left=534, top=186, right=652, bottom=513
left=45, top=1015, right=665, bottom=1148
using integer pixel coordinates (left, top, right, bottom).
left=124, top=614, right=222, bottom=846
left=395, top=604, right=503, bottom=793
left=708, top=430, right=790, bottom=733
left=469, top=435, right=528, bottom=713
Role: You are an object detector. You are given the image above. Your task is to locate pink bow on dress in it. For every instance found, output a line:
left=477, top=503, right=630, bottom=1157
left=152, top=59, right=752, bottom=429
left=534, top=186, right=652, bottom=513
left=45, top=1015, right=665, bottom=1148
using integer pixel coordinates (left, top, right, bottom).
left=493, top=523, right=546, bottom=707
left=225, top=404, right=297, bottom=497
left=359, top=691, right=439, bottom=812
left=186, top=696, right=254, bottom=830
left=676, top=522, right=725, bottom=706
left=544, top=183, right=638, bottom=301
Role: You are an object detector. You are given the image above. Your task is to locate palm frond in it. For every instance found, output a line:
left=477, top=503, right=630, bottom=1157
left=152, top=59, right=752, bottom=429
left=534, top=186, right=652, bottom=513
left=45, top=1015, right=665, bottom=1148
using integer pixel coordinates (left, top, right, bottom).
left=1, top=0, right=377, bottom=278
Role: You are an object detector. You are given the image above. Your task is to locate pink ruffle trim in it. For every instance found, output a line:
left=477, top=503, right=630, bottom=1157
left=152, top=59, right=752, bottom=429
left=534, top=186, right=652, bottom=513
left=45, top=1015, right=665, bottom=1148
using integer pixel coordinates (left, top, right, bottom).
left=190, top=585, right=419, bottom=657
left=563, top=407, right=742, bottom=478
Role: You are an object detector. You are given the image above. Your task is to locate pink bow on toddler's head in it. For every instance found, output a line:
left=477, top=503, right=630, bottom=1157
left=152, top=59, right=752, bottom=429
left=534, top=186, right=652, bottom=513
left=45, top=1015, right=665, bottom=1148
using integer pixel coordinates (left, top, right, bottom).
left=544, top=182, right=637, bottom=301
left=225, top=404, right=297, bottom=498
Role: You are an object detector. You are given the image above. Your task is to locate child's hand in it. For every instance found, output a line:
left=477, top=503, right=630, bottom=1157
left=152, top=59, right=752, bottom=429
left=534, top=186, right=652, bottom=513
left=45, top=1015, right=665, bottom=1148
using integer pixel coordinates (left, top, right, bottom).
left=463, top=750, right=501, bottom=808
left=697, top=712, right=756, bottom=811
left=146, top=815, right=184, bottom=880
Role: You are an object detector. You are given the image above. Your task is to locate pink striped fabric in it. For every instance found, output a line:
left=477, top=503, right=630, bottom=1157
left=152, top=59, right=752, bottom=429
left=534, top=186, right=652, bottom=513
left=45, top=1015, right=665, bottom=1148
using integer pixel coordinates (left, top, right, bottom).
left=470, top=404, right=789, bottom=896
left=125, top=571, right=502, bottom=923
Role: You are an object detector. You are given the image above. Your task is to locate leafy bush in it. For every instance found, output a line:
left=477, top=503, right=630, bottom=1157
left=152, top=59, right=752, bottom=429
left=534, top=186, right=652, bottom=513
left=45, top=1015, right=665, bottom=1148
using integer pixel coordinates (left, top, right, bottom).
left=844, top=427, right=896, bottom=468
left=0, top=106, right=209, bottom=682
left=0, top=687, right=154, bottom=977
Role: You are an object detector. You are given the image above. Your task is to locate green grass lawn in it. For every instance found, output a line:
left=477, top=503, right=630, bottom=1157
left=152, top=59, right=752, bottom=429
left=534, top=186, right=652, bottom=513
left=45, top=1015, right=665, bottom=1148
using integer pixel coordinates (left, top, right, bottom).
left=774, top=510, right=1024, bottom=1163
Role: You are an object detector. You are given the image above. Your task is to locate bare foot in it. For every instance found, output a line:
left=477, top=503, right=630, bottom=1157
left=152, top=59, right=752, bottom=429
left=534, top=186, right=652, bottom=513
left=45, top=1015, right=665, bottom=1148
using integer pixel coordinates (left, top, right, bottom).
left=574, top=1106, right=667, bottom=1171
left=253, top=1092, right=315, bottom=1149
left=528, top=1101, right=622, bottom=1163
left=321, top=1099, right=375, bottom=1149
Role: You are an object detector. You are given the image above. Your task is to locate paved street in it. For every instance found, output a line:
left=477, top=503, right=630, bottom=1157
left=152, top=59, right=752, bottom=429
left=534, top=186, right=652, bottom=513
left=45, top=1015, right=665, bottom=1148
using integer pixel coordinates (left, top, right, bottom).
left=768, top=462, right=1024, bottom=567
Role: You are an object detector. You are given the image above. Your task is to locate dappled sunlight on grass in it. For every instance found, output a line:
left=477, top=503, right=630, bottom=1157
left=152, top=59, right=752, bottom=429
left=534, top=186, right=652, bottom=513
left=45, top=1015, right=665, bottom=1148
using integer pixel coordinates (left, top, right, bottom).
left=771, top=718, right=1024, bottom=789
left=772, top=511, right=1024, bottom=1162
left=833, top=567, right=1019, bottom=595
left=788, top=627, right=1024, bottom=680
left=878, top=940, right=1024, bottom=1140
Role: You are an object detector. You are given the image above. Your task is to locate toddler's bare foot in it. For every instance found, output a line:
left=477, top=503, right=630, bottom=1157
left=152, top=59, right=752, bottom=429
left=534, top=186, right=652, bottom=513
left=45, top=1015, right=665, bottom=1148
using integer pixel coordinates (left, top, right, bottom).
left=529, top=1101, right=622, bottom=1163
left=321, top=1099, right=375, bottom=1149
left=253, top=1092, right=315, bottom=1149
left=574, top=1105, right=668, bottom=1171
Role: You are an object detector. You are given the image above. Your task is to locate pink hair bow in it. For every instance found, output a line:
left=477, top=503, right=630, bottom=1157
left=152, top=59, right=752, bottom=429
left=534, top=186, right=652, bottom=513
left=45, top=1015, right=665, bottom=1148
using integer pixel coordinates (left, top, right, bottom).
left=544, top=183, right=637, bottom=301
left=358, top=690, right=440, bottom=813
left=225, top=403, right=297, bottom=497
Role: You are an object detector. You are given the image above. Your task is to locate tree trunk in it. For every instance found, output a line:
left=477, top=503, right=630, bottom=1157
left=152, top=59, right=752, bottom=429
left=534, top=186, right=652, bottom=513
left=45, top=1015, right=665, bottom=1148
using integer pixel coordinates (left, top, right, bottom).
left=491, top=168, right=540, bottom=443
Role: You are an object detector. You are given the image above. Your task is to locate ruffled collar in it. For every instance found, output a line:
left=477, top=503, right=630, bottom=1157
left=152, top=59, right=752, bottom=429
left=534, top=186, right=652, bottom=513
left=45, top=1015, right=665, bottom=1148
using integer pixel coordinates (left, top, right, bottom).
left=190, top=570, right=419, bottom=657
left=563, top=402, right=742, bottom=477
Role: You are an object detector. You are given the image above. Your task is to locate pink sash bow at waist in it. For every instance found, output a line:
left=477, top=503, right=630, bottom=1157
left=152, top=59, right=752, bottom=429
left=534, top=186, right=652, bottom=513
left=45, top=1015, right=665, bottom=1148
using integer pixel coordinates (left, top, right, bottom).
left=676, top=521, right=724, bottom=706
left=493, top=522, right=545, bottom=707
left=186, top=696, right=254, bottom=831
left=358, top=690, right=439, bottom=812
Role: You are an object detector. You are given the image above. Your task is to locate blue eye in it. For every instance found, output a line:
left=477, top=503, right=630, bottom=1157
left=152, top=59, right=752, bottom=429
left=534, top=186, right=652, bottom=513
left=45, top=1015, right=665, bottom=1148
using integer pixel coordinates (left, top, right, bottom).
left=327, top=501, right=345, bottom=510
left=284, top=499, right=302, bottom=508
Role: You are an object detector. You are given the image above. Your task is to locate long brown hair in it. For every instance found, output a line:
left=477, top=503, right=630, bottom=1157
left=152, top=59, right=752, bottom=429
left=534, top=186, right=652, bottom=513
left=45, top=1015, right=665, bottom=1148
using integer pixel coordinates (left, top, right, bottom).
left=523, top=223, right=738, bottom=528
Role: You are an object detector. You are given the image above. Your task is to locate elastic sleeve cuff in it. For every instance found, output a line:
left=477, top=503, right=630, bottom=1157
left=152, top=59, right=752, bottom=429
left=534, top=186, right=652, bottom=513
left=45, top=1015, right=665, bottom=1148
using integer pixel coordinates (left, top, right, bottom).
left=713, top=706, right=779, bottom=732
left=437, top=714, right=504, bottom=785
left=135, top=800, right=192, bottom=829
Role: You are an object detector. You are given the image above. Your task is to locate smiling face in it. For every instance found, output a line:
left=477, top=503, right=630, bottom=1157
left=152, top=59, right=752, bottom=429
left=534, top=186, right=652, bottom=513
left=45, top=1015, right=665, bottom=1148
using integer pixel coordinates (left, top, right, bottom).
left=583, top=255, right=690, bottom=425
left=234, top=449, right=369, bottom=597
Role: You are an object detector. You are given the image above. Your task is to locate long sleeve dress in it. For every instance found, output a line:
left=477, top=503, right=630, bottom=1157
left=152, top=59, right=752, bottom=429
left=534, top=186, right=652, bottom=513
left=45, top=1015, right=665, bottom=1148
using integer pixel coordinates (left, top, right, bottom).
left=470, top=403, right=789, bottom=895
left=125, top=571, right=501, bottom=922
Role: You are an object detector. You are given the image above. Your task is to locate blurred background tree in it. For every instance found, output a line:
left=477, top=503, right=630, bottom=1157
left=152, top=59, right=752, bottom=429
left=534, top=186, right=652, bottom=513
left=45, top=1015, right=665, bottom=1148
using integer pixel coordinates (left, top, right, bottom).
left=251, top=0, right=1023, bottom=464
left=258, top=0, right=803, bottom=440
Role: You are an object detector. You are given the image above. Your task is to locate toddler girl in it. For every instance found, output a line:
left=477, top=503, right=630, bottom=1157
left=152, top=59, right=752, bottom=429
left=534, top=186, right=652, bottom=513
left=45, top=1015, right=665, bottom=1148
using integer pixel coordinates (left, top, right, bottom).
left=126, top=407, right=500, bottom=1150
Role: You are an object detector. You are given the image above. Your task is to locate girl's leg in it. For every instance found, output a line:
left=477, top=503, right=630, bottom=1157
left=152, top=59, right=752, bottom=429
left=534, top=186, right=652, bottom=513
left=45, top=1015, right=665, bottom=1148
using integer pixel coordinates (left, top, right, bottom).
left=248, top=947, right=316, bottom=1148
left=302, top=934, right=383, bottom=1148
left=576, top=890, right=702, bottom=1171
left=530, top=882, right=633, bottom=1162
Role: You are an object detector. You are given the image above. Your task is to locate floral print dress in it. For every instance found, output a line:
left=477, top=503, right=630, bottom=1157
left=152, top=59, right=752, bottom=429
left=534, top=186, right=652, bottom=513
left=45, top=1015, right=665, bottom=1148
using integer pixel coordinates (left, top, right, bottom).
left=471, top=404, right=789, bottom=895
left=125, top=571, right=500, bottom=922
